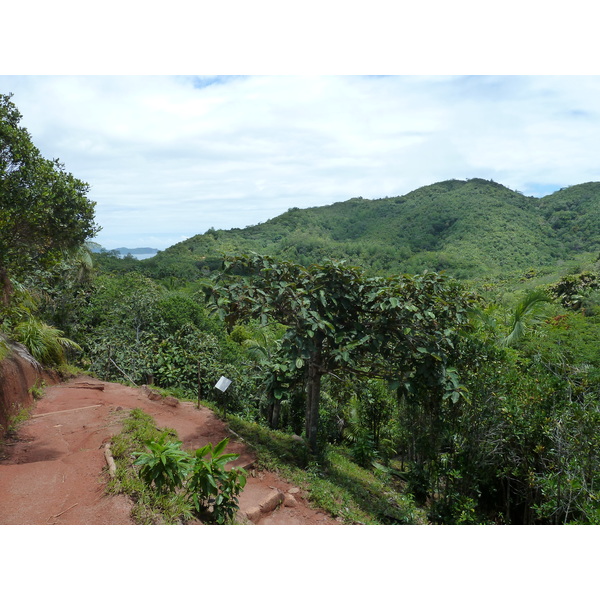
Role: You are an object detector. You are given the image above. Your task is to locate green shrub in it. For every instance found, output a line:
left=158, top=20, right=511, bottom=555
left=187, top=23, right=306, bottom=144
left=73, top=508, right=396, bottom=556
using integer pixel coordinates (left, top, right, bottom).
left=186, top=438, right=247, bottom=524
left=130, top=425, right=247, bottom=524
left=13, top=318, right=81, bottom=366
left=133, top=434, right=191, bottom=494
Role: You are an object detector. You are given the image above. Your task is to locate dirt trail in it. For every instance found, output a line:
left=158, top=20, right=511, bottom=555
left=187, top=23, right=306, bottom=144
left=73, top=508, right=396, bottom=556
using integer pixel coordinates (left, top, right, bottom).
left=0, top=375, right=339, bottom=525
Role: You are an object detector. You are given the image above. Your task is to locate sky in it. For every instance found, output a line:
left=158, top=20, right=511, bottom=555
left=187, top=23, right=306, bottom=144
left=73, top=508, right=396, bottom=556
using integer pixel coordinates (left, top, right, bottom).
left=3, top=2, right=599, bottom=252
left=3, top=74, right=600, bottom=251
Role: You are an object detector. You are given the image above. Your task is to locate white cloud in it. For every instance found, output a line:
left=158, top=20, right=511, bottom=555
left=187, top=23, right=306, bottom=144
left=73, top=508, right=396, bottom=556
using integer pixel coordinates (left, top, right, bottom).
left=2, top=75, right=600, bottom=249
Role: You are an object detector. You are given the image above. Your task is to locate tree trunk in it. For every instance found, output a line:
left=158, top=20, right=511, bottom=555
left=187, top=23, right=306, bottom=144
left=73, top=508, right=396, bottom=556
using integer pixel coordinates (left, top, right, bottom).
left=0, top=266, right=13, bottom=307
left=268, top=395, right=282, bottom=429
left=305, top=358, right=322, bottom=454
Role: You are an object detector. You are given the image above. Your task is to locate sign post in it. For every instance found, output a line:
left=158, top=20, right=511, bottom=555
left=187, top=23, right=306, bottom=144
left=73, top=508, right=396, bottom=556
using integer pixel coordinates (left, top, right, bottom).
left=214, top=376, right=232, bottom=417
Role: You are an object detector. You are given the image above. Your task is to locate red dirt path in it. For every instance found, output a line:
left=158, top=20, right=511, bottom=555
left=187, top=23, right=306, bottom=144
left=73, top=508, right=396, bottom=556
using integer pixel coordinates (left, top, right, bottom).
left=0, top=375, right=339, bottom=525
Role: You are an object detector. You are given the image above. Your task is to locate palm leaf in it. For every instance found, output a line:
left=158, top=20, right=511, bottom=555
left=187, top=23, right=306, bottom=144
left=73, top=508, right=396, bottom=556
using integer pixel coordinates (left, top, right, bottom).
left=500, top=289, right=550, bottom=347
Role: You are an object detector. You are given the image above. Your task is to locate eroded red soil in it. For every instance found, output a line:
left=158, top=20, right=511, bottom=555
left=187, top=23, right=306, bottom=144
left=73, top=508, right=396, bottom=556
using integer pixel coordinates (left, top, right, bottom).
left=0, top=376, right=339, bottom=525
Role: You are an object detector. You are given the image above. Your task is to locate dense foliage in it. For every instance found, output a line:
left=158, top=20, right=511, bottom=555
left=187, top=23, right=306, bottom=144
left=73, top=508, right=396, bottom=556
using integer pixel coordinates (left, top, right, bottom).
left=211, top=254, right=474, bottom=453
left=0, top=94, right=99, bottom=306
left=77, top=248, right=600, bottom=524
left=131, top=178, right=600, bottom=284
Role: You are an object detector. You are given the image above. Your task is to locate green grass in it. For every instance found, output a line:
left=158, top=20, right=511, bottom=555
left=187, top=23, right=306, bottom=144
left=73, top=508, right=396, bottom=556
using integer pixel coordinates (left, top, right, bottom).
left=5, top=406, right=32, bottom=436
left=106, top=408, right=194, bottom=524
left=0, top=379, right=45, bottom=442
left=105, top=391, right=425, bottom=524
left=28, top=380, right=46, bottom=400
left=1, top=405, right=34, bottom=457
left=225, top=414, right=426, bottom=524
left=0, top=337, right=10, bottom=362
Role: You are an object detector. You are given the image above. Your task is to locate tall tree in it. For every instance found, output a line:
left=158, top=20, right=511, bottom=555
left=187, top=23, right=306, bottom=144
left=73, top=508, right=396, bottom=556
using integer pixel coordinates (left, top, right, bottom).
left=0, top=93, right=99, bottom=305
left=211, top=254, right=473, bottom=453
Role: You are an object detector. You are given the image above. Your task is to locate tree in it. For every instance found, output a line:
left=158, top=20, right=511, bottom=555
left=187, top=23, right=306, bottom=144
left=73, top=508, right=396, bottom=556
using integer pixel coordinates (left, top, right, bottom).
left=211, top=254, right=473, bottom=453
left=0, top=93, right=99, bottom=305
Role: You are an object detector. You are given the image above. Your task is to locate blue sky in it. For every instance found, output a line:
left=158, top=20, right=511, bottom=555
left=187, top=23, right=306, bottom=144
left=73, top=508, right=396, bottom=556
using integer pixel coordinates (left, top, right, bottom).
left=2, top=74, right=599, bottom=251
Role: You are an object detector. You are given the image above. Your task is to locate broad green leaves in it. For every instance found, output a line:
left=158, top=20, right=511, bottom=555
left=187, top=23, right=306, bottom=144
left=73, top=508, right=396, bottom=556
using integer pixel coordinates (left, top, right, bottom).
left=211, top=254, right=474, bottom=451
left=186, top=438, right=247, bottom=524
left=133, top=434, right=191, bottom=494
left=133, top=435, right=247, bottom=524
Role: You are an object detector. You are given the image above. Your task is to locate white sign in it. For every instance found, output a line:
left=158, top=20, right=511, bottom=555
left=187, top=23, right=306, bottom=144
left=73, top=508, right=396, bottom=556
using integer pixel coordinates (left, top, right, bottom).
left=215, top=376, right=232, bottom=392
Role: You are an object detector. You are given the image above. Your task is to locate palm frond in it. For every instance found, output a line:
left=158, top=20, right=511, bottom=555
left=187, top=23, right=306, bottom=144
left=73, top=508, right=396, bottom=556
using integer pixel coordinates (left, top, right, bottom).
left=66, top=244, right=94, bottom=284
left=242, top=338, right=271, bottom=360
left=500, top=289, right=551, bottom=347
left=468, top=305, right=499, bottom=335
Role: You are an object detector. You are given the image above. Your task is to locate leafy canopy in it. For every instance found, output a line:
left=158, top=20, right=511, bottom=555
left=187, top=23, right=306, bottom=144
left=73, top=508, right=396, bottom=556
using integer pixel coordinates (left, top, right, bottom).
left=0, top=93, right=99, bottom=302
left=214, top=254, right=472, bottom=381
left=212, top=254, right=475, bottom=451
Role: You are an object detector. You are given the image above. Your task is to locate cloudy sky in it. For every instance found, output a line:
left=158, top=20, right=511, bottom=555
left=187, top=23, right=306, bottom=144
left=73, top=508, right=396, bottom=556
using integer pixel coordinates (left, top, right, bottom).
left=2, top=1, right=598, bottom=252
left=2, top=74, right=600, bottom=251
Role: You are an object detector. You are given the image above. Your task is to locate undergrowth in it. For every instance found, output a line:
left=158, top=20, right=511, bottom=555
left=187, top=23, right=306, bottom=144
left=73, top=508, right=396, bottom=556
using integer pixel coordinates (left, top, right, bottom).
left=106, top=387, right=424, bottom=525
left=0, top=380, right=45, bottom=446
left=107, top=406, right=246, bottom=524
left=106, top=408, right=194, bottom=524
left=225, top=414, right=426, bottom=524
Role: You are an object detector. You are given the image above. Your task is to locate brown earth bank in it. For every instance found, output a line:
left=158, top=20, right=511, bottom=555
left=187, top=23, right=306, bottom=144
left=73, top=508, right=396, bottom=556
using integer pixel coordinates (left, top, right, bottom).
left=0, top=374, right=340, bottom=525
left=0, top=338, right=59, bottom=436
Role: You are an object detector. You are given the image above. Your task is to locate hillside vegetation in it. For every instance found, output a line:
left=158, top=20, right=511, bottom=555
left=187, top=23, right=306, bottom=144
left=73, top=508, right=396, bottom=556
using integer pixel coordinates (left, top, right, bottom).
left=121, top=178, right=600, bottom=283
left=81, top=177, right=600, bottom=525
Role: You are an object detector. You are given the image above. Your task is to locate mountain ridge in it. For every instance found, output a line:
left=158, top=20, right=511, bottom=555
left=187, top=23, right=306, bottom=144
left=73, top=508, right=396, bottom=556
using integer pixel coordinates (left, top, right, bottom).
left=141, top=178, right=600, bottom=280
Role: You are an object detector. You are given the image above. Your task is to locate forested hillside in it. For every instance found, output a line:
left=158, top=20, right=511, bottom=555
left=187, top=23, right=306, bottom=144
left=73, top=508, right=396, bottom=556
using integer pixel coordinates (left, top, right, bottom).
left=127, top=178, right=600, bottom=284
left=537, top=182, right=600, bottom=253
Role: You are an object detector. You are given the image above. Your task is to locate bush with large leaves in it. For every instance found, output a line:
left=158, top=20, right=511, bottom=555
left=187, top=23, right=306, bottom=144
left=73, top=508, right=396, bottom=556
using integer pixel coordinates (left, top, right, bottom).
left=211, top=254, right=475, bottom=453
left=80, top=273, right=257, bottom=416
left=133, top=435, right=246, bottom=524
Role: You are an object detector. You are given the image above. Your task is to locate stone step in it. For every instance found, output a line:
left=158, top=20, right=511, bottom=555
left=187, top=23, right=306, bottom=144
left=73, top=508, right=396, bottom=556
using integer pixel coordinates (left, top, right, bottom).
left=238, top=484, right=284, bottom=523
left=237, top=481, right=302, bottom=524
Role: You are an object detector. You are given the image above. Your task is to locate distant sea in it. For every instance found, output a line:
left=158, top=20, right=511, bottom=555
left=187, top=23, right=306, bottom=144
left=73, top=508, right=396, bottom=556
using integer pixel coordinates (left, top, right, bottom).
left=89, top=244, right=160, bottom=260
left=109, top=247, right=160, bottom=260
left=128, top=251, right=158, bottom=260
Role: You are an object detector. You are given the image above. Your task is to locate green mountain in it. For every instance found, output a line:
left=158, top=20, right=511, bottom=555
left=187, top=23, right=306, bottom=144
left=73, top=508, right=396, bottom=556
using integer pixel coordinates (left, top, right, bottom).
left=536, top=182, right=600, bottom=253
left=143, top=178, right=600, bottom=281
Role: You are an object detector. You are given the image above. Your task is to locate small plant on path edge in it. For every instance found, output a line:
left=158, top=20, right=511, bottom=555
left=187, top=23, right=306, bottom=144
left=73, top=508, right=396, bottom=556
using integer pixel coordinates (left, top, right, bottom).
left=130, top=423, right=246, bottom=524
left=133, top=433, right=191, bottom=494
left=187, top=438, right=247, bottom=524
